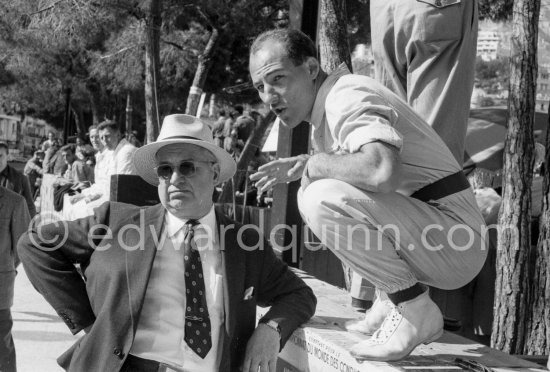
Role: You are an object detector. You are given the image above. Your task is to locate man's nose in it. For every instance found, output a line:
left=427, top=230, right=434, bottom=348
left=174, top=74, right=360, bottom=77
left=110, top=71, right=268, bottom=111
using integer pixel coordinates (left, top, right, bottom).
left=263, top=85, right=279, bottom=105
left=170, top=167, right=187, bottom=184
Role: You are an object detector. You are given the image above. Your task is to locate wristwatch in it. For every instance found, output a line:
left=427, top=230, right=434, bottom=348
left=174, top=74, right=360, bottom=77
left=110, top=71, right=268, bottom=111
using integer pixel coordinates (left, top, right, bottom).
left=259, top=319, right=281, bottom=338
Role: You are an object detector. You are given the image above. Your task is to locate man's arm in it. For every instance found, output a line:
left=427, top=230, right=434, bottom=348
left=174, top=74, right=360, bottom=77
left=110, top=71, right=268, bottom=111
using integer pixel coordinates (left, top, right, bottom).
left=11, top=196, right=31, bottom=268
left=115, top=144, right=137, bottom=175
left=305, top=142, right=402, bottom=193
left=25, top=161, right=43, bottom=175
left=73, top=161, right=93, bottom=184
left=17, top=203, right=111, bottom=334
left=255, top=246, right=316, bottom=344
left=307, top=75, right=405, bottom=193
left=243, top=241, right=316, bottom=372
left=19, top=173, right=36, bottom=217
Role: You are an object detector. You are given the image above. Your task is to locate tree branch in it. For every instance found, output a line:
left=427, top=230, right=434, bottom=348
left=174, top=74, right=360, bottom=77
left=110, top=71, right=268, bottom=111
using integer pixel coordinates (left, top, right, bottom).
left=160, top=39, right=199, bottom=55
left=99, top=44, right=142, bottom=59
left=28, top=0, right=66, bottom=16
left=182, top=4, right=216, bottom=30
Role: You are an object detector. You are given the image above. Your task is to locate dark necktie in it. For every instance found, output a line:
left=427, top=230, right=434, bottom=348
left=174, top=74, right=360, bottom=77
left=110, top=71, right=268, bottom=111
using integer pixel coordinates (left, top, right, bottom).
left=183, top=220, right=212, bottom=359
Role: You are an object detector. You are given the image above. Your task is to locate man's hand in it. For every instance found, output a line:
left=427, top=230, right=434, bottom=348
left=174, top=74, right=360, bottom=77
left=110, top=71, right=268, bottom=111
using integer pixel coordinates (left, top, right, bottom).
left=70, top=194, right=86, bottom=204
left=242, top=324, right=280, bottom=372
left=85, top=193, right=101, bottom=203
left=249, top=155, right=309, bottom=193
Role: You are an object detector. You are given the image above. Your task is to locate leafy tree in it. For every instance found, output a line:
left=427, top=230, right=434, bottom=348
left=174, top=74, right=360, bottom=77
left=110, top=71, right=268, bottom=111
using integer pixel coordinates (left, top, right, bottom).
left=479, top=0, right=514, bottom=20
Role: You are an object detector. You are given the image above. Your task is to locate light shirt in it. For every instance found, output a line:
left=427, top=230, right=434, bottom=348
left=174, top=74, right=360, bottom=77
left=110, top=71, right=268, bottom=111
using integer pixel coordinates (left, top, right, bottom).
left=63, top=160, right=93, bottom=183
left=83, top=138, right=137, bottom=199
left=130, top=206, right=224, bottom=372
left=310, top=64, right=461, bottom=196
left=82, top=149, right=111, bottom=198
left=109, top=138, right=138, bottom=175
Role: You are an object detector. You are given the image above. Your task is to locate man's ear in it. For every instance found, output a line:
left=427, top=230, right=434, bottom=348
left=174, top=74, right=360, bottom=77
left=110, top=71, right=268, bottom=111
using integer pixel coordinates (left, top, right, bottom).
left=305, top=57, right=320, bottom=80
left=212, top=163, right=221, bottom=183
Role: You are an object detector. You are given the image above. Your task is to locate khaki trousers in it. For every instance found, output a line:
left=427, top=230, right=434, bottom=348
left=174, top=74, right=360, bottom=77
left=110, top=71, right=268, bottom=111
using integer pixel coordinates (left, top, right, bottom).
left=370, top=0, right=478, bottom=164
left=298, top=179, right=487, bottom=294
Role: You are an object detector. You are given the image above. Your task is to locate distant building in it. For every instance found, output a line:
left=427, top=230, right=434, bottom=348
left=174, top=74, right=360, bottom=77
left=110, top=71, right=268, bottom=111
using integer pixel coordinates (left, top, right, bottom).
left=537, top=65, right=550, bottom=111
left=22, top=116, right=51, bottom=154
left=0, top=114, right=55, bottom=156
left=477, top=31, right=501, bottom=61
left=352, top=43, right=374, bottom=77
left=0, top=114, right=20, bottom=148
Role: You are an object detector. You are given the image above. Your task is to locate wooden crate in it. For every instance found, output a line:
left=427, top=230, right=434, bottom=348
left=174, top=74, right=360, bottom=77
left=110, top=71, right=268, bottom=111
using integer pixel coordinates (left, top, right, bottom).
left=258, top=270, right=545, bottom=372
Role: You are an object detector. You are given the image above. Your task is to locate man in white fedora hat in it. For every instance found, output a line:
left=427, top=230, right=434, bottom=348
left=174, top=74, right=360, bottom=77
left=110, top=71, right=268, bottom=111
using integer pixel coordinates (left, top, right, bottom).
left=19, top=114, right=316, bottom=372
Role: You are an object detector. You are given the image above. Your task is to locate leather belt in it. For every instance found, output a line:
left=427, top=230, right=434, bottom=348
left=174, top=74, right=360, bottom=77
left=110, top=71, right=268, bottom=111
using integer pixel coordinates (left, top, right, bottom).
left=410, top=171, right=470, bottom=202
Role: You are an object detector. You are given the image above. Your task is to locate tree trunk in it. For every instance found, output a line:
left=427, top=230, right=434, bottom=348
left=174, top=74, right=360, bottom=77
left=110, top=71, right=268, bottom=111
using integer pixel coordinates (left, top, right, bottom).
left=63, top=87, right=71, bottom=144
left=143, top=0, right=162, bottom=144
left=87, top=80, right=103, bottom=125
left=317, top=0, right=354, bottom=290
left=209, top=93, right=216, bottom=118
left=185, top=27, right=219, bottom=116
left=491, top=0, right=540, bottom=355
left=318, top=0, right=351, bottom=74
left=218, top=112, right=275, bottom=203
left=524, top=101, right=550, bottom=355
left=125, top=92, right=133, bottom=135
left=71, top=105, right=87, bottom=137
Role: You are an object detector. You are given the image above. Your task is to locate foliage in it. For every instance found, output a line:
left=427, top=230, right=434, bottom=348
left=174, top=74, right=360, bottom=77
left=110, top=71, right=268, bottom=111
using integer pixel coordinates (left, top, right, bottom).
left=0, top=0, right=293, bottom=134
left=475, top=56, right=511, bottom=96
left=347, top=0, right=370, bottom=47
left=476, top=57, right=510, bottom=80
left=479, top=0, right=514, bottom=21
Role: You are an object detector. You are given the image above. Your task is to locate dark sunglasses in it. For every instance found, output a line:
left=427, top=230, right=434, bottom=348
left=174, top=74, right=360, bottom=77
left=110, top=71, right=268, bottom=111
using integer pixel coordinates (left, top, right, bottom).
left=154, top=160, right=215, bottom=180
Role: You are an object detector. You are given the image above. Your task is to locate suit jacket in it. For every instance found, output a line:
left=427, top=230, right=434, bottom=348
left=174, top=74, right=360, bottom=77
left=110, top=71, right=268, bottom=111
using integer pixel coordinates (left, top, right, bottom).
left=18, top=202, right=316, bottom=372
left=0, top=187, right=31, bottom=309
left=0, top=165, right=36, bottom=217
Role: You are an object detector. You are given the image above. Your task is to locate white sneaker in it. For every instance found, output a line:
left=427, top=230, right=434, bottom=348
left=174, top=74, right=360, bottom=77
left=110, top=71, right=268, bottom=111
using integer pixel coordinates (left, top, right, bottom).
left=349, top=290, right=444, bottom=361
left=345, top=290, right=391, bottom=335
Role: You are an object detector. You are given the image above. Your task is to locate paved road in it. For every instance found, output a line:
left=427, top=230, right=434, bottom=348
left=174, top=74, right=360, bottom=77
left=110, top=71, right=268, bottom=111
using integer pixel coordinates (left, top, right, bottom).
left=12, top=267, right=80, bottom=372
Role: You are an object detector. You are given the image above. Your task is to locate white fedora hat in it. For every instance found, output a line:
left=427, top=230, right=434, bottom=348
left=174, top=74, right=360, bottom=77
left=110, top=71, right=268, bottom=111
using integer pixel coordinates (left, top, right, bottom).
left=134, top=114, right=236, bottom=186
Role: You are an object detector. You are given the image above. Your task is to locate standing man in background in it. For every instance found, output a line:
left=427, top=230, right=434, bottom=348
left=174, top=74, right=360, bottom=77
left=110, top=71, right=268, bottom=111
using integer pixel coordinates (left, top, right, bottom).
left=370, top=0, right=478, bottom=163
left=0, top=142, right=36, bottom=217
left=0, top=187, right=31, bottom=372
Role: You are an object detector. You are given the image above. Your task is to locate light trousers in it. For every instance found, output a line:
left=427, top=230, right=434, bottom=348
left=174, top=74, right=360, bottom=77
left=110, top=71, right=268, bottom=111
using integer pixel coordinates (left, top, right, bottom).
left=370, top=0, right=478, bottom=164
left=298, top=179, right=487, bottom=294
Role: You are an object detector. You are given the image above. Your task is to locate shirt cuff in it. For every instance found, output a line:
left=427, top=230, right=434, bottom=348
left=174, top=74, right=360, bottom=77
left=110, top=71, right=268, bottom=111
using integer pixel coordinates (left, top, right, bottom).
left=343, top=123, right=403, bottom=153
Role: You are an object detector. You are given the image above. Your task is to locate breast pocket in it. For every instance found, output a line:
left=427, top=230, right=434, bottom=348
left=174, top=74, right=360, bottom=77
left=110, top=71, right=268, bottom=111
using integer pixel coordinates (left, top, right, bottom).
left=417, top=0, right=461, bottom=8
left=416, top=0, right=462, bottom=42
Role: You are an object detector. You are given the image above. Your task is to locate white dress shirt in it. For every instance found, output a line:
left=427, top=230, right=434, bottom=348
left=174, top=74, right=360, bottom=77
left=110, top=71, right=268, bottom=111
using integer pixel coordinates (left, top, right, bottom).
left=109, top=138, right=137, bottom=175
left=82, top=148, right=111, bottom=199
left=81, top=139, right=136, bottom=206
left=130, top=206, right=224, bottom=372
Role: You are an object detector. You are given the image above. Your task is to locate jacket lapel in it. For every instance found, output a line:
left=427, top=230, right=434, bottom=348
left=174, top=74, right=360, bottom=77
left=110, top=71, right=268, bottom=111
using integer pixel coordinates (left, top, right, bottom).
left=122, top=203, right=165, bottom=333
left=216, top=208, right=246, bottom=337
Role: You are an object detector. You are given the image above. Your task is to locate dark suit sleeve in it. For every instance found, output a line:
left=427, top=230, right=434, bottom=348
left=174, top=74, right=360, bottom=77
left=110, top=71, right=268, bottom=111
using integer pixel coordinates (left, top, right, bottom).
left=10, top=196, right=31, bottom=268
left=17, top=202, right=112, bottom=334
left=255, top=242, right=317, bottom=349
left=19, top=173, right=36, bottom=217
